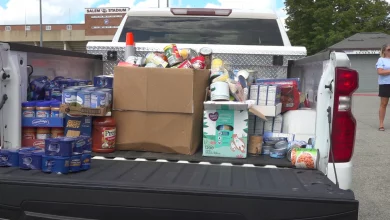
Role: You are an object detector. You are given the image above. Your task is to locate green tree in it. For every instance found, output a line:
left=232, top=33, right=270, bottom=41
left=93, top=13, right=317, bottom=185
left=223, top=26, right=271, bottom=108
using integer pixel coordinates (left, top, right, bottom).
left=285, top=0, right=390, bottom=55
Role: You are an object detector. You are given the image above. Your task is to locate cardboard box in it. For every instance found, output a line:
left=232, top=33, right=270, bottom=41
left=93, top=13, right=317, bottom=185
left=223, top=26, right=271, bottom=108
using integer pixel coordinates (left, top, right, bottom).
left=203, top=101, right=248, bottom=158
left=256, top=103, right=282, bottom=117
left=60, top=104, right=110, bottom=116
left=22, top=117, right=64, bottom=127
left=112, top=66, right=210, bottom=155
left=64, top=115, right=92, bottom=137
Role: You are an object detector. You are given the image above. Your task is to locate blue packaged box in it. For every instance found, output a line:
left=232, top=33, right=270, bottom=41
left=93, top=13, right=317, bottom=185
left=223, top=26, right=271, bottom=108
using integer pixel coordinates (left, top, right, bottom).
left=0, top=149, right=19, bottom=167
left=94, top=75, right=113, bottom=89
left=69, top=155, right=82, bottom=172
left=45, top=138, right=74, bottom=157
left=74, top=136, right=91, bottom=154
left=19, top=148, right=44, bottom=170
left=81, top=154, right=91, bottom=171
left=64, top=115, right=92, bottom=137
left=22, top=117, right=64, bottom=127
left=41, top=155, right=70, bottom=174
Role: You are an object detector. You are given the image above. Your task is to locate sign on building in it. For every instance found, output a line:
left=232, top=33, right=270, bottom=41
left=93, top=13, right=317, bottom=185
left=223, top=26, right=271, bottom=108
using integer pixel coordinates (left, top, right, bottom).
left=85, top=7, right=129, bottom=14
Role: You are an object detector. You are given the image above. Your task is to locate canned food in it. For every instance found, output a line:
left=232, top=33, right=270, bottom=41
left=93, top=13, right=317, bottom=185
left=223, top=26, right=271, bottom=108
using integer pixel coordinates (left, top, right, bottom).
left=190, top=56, right=206, bottom=70
left=51, top=127, right=64, bottom=138
left=180, top=48, right=198, bottom=60
left=145, top=63, right=158, bottom=68
left=41, top=155, right=70, bottom=174
left=98, top=88, right=113, bottom=108
left=22, top=127, right=36, bottom=140
left=291, top=148, right=319, bottom=169
left=62, top=89, right=77, bottom=106
left=36, top=127, right=51, bottom=140
left=77, top=90, right=92, bottom=108
left=261, top=144, right=273, bottom=155
left=145, top=52, right=169, bottom=68
left=164, top=44, right=183, bottom=66
left=178, top=60, right=192, bottom=69
left=91, top=91, right=107, bottom=108
left=270, top=147, right=287, bottom=159
left=287, top=147, right=300, bottom=162
left=200, top=47, right=213, bottom=69
left=274, top=140, right=288, bottom=149
left=69, top=155, right=82, bottom=172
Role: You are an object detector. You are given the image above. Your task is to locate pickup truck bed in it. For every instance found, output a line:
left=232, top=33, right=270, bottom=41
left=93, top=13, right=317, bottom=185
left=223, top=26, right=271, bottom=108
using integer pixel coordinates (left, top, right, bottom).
left=93, top=150, right=292, bottom=167
left=0, top=159, right=358, bottom=220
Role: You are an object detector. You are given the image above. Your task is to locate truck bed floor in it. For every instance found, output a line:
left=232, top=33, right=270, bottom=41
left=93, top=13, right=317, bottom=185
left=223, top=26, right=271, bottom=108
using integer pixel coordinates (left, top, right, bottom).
left=0, top=159, right=358, bottom=220
left=93, top=150, right=292, bottom=167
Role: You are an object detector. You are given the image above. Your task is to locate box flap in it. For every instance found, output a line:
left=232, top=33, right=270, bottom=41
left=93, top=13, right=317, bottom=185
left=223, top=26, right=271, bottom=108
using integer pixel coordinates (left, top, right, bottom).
left=114, top=66, right=208, bottom=114
left=204, top=101, right=248, bottom=111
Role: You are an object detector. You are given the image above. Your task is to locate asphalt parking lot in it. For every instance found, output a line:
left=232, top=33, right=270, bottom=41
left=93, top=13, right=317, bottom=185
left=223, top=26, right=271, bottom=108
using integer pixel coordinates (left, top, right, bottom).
left=352, top=95, right=390, bottom=220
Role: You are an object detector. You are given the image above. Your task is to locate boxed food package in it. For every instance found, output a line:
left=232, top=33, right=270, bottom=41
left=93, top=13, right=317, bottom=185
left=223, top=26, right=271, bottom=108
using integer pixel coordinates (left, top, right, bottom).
left=64, top=115, right=92, bottom=137
left=112, top=66, right=210, bottom=155
left=255, top=79, right=300, bottom=113
left=250, top=84, right=281, bottom=106
left=203, top=101, right=248, bottom=158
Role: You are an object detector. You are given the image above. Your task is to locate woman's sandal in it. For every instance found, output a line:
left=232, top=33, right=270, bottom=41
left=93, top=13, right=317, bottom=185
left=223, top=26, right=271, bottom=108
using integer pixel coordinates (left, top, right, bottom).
left=379, top=127, right=385, bottom=131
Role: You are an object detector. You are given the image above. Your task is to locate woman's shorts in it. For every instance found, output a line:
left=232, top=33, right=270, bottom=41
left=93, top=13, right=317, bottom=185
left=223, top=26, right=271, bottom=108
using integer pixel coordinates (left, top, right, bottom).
left=379, top=84, right=390, bottom=97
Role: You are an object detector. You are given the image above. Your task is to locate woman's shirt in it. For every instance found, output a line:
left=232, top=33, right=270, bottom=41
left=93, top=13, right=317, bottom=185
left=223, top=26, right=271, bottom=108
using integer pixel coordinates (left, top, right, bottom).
left=376, top=57, right=390, bottom=85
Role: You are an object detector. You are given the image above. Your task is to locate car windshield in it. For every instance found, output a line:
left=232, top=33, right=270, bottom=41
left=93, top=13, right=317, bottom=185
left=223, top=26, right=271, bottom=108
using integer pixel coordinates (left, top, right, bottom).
left=119, top=16, right=284, bottom=46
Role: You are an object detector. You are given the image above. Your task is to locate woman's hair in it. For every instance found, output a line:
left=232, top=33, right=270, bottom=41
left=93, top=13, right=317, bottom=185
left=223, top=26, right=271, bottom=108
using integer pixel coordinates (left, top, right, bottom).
left=380, top=44, right=390, bottom=58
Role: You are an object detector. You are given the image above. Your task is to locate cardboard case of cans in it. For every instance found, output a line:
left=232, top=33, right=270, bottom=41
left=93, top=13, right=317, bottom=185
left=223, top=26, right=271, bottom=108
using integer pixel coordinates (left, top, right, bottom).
left=0, top=136, right=92, bottom=174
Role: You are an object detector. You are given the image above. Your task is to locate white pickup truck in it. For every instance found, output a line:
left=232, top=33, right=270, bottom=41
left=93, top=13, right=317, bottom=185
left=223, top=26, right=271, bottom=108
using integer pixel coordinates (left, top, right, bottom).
left=0, top=7, right=359, bottom=220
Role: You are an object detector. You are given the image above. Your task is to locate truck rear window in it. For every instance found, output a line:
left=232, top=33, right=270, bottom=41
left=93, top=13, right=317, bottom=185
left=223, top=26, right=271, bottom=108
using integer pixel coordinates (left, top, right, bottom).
left=118, top=16, right=284, bottom=46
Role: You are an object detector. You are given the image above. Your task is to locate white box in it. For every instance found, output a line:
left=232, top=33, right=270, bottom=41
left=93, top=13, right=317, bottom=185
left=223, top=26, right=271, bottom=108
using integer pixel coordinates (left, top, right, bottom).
left=256, top=103, right=282, bottom=117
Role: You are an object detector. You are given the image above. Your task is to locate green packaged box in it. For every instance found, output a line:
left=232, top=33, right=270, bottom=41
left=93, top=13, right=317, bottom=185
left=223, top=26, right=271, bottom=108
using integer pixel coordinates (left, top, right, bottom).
left=203, top=101, right=248, bottom=158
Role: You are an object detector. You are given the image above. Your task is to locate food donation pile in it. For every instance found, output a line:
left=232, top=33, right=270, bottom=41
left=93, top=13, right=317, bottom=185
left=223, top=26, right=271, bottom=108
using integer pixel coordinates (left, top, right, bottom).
left=0, top=32, right=320, bottom=172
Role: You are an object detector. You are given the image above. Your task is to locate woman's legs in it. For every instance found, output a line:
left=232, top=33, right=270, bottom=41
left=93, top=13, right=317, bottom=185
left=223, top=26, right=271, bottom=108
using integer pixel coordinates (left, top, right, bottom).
left=379, top=97, right=389, bottom=129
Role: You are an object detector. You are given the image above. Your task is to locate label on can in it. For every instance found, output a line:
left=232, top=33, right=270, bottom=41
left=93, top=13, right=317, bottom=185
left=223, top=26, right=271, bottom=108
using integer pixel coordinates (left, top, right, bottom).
left=164, top=44, right=183, bottom=66
left=37, top=133, right=51, bottom=140
left=178, top=60, right=192, bottom=69
left=22, top=110, right=35, bottom=118
left=145, top=52, right=168, bottom=68
left=77, top=91, right=91, bottom=108
left=62, top=90, right=77, bottom=105
left=190, top=56, right=206, bottom=70
left=36, top=110, right=50, bottom=118
left=50, top=110, right=63, bottom=118
left=102, top=128, right=116, bottom=149
left=91, top=92, right=106, bottom=108
left=291, top=148, right=319, bottom=169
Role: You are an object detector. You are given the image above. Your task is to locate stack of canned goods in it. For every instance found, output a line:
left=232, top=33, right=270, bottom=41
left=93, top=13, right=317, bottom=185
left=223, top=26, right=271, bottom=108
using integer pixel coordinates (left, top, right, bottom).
left=62, top=86, right=112, bottom=109
left=22, top=127, right=65, bottom=140
left=22, top=101, right=63, bottom=119
left=140, top=44, right=212, bottom=69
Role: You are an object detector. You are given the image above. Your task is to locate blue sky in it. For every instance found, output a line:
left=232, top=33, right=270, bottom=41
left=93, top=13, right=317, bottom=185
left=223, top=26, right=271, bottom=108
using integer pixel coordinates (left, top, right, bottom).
left=0, top=0, right=286, bottom=25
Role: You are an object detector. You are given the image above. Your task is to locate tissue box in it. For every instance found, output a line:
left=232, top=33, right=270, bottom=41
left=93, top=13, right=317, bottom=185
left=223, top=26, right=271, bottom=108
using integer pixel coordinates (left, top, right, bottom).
left=203, top=101, right=248, bottom=158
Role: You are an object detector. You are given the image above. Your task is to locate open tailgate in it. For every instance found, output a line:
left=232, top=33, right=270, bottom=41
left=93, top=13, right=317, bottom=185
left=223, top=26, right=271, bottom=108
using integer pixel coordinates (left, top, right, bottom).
left=0, top=159, right=358, bottom=220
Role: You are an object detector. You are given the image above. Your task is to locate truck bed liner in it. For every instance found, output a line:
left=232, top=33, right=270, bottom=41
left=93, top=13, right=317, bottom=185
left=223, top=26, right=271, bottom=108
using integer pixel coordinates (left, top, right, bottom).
left=0, top=159, right=358, bottom=220
left=93, top=150, right=292, bottom=167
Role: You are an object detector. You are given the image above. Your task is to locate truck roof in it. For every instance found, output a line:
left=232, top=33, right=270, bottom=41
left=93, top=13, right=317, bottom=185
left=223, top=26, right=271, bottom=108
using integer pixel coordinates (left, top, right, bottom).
left=126, top=8, right=278, bottom=19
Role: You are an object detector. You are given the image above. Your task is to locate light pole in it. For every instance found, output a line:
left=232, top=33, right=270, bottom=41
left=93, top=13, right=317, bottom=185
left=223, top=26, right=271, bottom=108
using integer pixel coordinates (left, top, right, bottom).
left=39, top=0, right=43, bottom=47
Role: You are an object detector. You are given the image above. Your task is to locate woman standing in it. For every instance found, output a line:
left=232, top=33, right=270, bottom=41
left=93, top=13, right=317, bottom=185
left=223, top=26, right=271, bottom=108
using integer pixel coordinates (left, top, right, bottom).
left=377, top=43, right=390, bottom=131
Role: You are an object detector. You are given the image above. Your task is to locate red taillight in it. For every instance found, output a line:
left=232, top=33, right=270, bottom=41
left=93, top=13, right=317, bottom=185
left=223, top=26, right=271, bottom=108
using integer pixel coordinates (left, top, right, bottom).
left=170, top=8, right=232, bottom=16
left=330, top=67, right=359, bottom=163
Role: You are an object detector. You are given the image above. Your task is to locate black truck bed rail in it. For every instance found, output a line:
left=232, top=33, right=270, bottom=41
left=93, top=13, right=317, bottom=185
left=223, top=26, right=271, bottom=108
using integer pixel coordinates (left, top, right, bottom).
left=0, top=159, right=358, bottom=220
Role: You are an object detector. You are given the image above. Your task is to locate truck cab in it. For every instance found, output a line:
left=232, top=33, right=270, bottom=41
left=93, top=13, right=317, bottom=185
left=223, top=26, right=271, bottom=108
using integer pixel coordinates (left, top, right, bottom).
left=0, top=7, right=359, bottom=220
